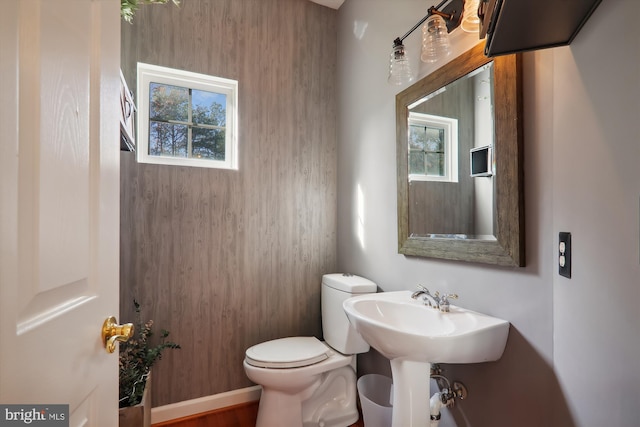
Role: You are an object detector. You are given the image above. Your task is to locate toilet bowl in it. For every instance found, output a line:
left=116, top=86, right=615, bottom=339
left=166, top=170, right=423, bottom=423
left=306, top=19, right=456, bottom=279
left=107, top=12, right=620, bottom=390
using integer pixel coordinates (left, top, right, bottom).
left=244, top=337, right=357, bottom=427
left=243, top=274, right=377, bottom=427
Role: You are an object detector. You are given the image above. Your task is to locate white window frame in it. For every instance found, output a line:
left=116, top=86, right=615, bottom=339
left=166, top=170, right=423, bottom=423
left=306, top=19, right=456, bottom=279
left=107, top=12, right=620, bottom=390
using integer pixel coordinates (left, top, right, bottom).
left=137, top=63, right=238, bottom=170
left=408, top=112, right=458, bottom=183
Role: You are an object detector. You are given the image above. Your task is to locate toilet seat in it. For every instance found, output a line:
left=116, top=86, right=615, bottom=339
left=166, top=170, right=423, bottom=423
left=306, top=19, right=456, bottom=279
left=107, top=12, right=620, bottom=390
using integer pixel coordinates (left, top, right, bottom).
left=245, top=336, right=330, bottom=369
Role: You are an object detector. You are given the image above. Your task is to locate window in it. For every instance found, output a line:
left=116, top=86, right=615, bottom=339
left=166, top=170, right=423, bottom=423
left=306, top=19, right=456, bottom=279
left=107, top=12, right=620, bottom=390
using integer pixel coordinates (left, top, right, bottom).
left=137, top=63, right=238, bottom=169
left=408, top=112, right=458, bottom=182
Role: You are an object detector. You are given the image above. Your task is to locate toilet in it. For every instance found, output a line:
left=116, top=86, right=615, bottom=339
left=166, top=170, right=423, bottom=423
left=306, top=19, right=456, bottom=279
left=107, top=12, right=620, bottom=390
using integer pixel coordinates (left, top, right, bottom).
left=243, top=273, right=377, bottom=427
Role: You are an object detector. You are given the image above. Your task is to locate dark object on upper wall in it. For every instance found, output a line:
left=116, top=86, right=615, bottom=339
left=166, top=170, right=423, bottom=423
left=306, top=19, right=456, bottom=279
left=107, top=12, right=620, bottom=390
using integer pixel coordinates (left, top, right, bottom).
left=480, top=0, right=602, bottom=57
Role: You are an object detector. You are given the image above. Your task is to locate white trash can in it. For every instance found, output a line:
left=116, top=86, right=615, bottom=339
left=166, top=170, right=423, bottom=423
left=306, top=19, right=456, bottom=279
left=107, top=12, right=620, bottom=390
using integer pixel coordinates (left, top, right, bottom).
left=357, top=374, right=393, bottom=427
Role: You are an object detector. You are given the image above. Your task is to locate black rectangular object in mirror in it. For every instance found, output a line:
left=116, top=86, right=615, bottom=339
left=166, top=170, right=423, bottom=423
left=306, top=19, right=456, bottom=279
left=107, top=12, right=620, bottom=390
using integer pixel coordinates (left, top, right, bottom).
left=484, top=0, right=602, bottom=57
left=470, top=145, right=492, bottom=177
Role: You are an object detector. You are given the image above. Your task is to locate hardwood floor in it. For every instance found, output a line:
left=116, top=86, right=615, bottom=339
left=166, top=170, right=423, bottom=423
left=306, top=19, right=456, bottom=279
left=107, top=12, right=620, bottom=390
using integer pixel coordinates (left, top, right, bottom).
left=152, top=401, right=365, bottom=427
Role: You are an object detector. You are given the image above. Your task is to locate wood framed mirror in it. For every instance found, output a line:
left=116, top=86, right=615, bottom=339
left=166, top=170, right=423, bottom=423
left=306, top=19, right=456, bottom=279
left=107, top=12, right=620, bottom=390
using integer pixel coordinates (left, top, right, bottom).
left=396, top=43, right=524, bottom=266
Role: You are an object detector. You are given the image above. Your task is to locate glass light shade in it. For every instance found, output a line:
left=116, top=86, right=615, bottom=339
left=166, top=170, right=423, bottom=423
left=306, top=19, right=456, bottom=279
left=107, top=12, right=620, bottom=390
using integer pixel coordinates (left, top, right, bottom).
left=420, top=15, right=451, bottom=63
left=461, top=0, right=481, bottom=33
left=388, top=43, right=414, bottom=85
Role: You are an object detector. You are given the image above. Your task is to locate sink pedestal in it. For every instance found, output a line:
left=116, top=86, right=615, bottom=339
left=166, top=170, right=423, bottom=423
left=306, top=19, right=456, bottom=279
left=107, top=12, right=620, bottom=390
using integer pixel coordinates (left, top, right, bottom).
left=390, top=358, right=431, bottom=427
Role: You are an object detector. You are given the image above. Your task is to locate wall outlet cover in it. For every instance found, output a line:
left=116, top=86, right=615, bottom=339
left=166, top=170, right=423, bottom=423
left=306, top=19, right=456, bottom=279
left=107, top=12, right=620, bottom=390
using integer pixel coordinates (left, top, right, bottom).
left=559, top=232, right=571, bottom=278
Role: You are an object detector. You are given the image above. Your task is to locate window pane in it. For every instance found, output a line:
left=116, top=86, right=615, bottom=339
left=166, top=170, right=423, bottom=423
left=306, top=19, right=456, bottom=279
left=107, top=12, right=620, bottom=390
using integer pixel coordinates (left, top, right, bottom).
left=409, top=150, right=425, bottom=175
left=426, top=138, right=443, bottom=152
left=149, top=121, right=188, bottom=157
left=149, top=83, right=188, bottom=122
left=426, top=152, right=444, bottom=176
left=410, top=125, right=445, bottom=176
left=192, top=127, right=226, bottom=160
left=409, top=125, right=427, bottom=150
left=424, top=128, right=444, bottom=151
left=192, top=90, right=227, bottom=126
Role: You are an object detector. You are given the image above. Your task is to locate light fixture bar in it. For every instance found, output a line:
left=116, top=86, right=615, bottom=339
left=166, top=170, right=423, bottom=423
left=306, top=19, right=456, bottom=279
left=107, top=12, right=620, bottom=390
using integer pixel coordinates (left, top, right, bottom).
left=392, top=0, right=463, bottom=47
left=388, top=0, right=465, bottom=85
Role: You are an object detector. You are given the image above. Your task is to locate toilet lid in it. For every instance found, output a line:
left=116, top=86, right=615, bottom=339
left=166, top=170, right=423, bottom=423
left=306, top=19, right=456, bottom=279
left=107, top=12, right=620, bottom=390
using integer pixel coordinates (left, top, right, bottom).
left=245, top=337, right=329, bottom=369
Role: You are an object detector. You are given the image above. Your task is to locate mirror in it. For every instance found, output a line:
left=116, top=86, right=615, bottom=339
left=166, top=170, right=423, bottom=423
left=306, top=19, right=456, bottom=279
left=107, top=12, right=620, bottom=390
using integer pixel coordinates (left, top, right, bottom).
left=396, top=43, right=524, bottom=266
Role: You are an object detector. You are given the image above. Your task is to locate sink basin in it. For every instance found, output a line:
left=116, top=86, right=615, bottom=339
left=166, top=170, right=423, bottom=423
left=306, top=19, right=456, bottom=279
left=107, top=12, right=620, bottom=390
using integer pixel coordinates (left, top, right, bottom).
left=343, top=290, right=509, bottom=363
left=343, top=290, right=510, bottom=427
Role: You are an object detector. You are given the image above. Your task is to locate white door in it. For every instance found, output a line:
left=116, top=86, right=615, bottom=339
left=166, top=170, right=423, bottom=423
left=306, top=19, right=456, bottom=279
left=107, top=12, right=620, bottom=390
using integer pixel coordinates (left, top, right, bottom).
left=0, top=1, right=121, bottom=425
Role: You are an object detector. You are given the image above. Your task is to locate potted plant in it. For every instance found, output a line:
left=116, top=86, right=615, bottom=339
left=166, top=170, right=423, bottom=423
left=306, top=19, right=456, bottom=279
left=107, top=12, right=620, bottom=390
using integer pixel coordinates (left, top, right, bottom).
left=119, top=300, right=180, bottom=427
left=120, top=0, right=181, bottom=23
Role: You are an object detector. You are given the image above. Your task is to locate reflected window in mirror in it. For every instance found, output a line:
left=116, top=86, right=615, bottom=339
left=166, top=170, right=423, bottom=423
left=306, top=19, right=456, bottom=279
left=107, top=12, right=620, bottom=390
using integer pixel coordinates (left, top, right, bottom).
left=408, top=113, right=458, bottom=183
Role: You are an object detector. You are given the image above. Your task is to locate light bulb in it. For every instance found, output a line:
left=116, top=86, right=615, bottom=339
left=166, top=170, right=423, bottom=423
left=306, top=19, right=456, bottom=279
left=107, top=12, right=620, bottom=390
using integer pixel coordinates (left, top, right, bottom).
left=461, top=0, right=480, bottom=33
left=388, top=43, right=414, bottom=85
left=421, top=15, right=451, bottom=63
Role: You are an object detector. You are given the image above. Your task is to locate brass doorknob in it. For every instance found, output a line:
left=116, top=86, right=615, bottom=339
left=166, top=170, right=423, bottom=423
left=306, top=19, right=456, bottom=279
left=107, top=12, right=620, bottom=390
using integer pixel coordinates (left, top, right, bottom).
left=102, top=316, right=134, bottom=353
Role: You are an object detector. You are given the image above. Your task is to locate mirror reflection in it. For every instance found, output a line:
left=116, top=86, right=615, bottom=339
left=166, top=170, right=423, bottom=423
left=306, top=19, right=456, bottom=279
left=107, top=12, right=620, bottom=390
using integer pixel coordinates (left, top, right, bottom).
left=396, top=43, right=524, bottom=266
left=407, top=62, right=495, bottom=240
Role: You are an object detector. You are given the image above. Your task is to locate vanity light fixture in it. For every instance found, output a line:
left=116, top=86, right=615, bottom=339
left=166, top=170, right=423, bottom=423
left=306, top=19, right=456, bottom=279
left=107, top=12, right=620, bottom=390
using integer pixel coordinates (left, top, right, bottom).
left=388, top=43, right=414, bottom=86
left=388, top=0, right=467, bottom=85
left=460, top=0, right=480, bottom=33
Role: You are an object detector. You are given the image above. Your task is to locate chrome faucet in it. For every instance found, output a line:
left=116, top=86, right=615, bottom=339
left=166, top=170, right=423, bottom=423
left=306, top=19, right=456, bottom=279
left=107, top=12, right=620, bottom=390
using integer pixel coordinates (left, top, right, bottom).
left=410, top=284, right=429, bottom=300
left=411, top=285, right=458, bottom=312
left=411, top=285, right=440, bottom=307
left=411, top=285, right=440, bottom=308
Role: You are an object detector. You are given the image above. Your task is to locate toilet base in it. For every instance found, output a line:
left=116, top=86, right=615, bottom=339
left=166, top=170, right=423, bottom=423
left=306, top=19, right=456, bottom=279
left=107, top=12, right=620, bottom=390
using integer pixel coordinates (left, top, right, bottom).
left=256, top=388, right=305, bottom=427
left=255, top=365, right=359, bottom=427
left=302, top=365, right=359, bottom=427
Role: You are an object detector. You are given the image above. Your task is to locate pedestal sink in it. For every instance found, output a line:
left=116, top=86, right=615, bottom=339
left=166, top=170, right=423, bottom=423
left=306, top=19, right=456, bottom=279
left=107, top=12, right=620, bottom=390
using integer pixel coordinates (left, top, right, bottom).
left=343, top=291, right=509, bottom=427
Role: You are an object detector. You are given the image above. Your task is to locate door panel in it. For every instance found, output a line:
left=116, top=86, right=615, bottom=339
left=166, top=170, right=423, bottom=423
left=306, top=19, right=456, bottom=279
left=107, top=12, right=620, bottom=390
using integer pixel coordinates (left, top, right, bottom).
left=0, top=1, right=121, bottom=425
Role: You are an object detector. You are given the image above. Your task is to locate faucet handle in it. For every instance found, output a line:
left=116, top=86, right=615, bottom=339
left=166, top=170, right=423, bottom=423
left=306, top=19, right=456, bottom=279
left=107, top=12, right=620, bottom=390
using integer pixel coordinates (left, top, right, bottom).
left=439, top=293, right=458, bottom=312
left=416, top=284, right=429, bottom=292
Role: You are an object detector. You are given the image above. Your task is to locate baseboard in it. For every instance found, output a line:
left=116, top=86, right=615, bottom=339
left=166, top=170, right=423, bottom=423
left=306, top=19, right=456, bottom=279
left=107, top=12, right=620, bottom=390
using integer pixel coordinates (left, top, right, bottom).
left=150, top=385, right=262, bottom=424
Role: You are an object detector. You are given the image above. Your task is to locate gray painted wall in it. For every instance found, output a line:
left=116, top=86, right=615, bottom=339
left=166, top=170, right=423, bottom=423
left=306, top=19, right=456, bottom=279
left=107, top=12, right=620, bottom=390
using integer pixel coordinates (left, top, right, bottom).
left=336, top=0, right=639, bottom=426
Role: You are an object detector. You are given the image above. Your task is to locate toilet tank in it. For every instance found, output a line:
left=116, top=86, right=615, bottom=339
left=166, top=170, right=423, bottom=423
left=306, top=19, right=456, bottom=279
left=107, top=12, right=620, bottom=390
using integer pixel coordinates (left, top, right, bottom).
left=322, top=273, right=377, bottom=354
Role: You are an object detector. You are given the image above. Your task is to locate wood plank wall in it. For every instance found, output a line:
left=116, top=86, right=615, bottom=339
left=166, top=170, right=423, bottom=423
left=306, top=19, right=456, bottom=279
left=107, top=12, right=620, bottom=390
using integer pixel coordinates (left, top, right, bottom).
left=120, top=0, right=337, bottom=407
